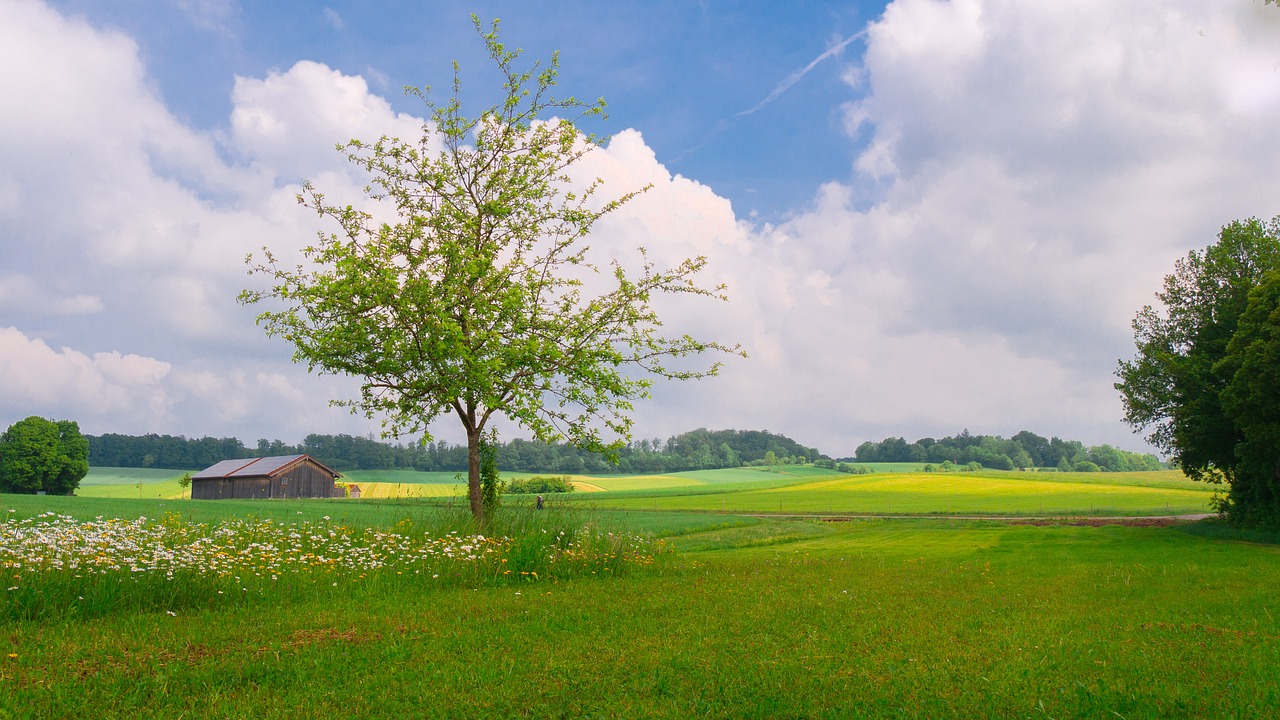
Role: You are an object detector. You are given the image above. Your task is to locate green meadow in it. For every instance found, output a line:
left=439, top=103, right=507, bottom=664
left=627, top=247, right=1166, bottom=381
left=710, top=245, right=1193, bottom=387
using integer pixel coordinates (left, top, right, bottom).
left=4, top=466, right=1266, bottom=718
left=75, top=468, right=189, bottom=500
left=80, top=465, right=1214, bottom=517
left=0, top=493, right=1276, bottom=719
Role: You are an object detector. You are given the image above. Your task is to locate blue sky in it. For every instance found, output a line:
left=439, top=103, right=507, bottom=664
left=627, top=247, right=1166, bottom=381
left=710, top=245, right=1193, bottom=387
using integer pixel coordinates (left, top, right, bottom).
left=50, top=0, right=883, bottom=220
left=3, top=0, right=1280, bottom=456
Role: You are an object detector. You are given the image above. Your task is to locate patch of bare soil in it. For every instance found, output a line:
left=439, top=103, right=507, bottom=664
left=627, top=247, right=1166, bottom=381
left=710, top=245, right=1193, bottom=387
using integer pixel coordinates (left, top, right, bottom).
left=1009, top=515, right=1213, bottom=527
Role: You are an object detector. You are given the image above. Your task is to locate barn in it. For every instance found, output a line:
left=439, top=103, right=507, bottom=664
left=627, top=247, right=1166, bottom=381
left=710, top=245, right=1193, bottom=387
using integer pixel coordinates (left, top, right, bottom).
left=191, top=454, right=341, bottom=500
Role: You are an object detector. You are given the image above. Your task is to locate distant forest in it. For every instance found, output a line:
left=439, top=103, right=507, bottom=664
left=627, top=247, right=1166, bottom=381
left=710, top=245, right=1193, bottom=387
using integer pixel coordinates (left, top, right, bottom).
left=86, top=427, right=1167, bottom=475
left=85, top=429, right=825, bottom=475
left=850, top=430, right=1166, bottom=472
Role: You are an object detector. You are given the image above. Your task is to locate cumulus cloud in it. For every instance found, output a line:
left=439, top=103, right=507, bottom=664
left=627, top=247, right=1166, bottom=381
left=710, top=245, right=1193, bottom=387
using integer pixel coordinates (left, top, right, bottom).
left=0, top=0, right=428, bottom=440
left=0, top=327, right=171, bottom=420
left=2, top=0, right=1278, bottom=456
left=579, top=0, right=1280, bottom=451
left=227, top=61, right=423, bottom=183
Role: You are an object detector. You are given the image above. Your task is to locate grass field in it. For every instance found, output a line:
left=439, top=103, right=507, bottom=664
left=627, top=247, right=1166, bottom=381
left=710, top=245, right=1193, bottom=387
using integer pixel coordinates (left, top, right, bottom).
left=0, top=490, right=1275, bottom=719
left=77, top=467, right=189, bottom=499
left=80, top=465, right=1217, bottom=517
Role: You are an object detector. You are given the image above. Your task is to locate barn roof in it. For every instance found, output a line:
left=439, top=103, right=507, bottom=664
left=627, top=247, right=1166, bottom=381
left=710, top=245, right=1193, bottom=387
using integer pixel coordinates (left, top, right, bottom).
left=192, top=454, right=341, bottom=480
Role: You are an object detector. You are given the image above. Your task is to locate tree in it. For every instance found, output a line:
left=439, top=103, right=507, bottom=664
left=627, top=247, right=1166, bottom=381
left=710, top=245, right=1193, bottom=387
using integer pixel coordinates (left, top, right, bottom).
left=47, top=420, right=89, bottom=496
left=0, top=416, right=89, bottom=495
left=1012, top=430, right=1051, bottom=467
left=1116, top=217, right=1280, bottom=520
left=241, top=19, right=739, bottom=523
left=1217, top=270, right=1280, bottom=524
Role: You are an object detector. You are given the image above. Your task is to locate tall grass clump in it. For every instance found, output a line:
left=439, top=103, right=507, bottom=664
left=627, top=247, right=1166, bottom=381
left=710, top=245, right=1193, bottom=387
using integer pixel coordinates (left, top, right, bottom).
left=0, top=504, right=663, bottom=622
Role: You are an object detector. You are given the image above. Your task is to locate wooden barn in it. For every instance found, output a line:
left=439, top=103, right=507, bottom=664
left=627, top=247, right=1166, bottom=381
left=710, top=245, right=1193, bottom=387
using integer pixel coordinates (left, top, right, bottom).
left=191, top=454, right=340, bottom=500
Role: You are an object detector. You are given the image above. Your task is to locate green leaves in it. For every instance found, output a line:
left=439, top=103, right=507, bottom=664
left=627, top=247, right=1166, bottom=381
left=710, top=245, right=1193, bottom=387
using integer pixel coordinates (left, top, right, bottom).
left=1117, top=216, right=1280, bottom=524
left=242, top=18, right=741, bottom=520
left=0, top=416, right=89, bottom=495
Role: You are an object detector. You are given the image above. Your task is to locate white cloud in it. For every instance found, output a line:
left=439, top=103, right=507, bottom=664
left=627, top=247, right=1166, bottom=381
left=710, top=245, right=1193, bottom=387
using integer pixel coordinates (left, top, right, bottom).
left=0, top=327, right=171, bottom=420
left=2, top=0, right=1278, bottom=457
left=226, top=60, right=424, bottom=184
left=570, top=0, right=1280, bottom=453
left=0, top=275, right=103, bottom=316
left=171, top=0, right=239, bottom=36
left=322, top=7, right=345, bottom=31
left=0, top=1, right=422, bottom=441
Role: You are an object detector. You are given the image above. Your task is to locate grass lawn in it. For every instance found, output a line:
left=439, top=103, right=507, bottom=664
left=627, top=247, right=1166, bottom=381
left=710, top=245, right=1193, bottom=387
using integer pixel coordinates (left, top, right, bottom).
left=0, top=500, right=1275, bottom=719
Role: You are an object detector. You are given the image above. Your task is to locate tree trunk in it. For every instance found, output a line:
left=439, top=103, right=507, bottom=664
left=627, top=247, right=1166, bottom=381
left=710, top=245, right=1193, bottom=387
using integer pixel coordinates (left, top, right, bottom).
left=466, top=426, right=484, bottom=523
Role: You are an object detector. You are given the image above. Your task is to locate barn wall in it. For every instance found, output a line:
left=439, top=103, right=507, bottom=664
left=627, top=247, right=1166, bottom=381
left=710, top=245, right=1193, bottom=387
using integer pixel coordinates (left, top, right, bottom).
left=192, top=458, right=337, bottom=500
left=270, top=462, right=336, bottom=499
left=232, top=477, right=271, bottom=499
left=192, top=479, right=219, bottom=500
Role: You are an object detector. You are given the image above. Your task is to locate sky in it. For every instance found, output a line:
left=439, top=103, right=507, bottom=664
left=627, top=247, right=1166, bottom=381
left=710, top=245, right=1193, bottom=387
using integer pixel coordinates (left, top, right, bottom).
left=2, top=0, right=1279, bottom=458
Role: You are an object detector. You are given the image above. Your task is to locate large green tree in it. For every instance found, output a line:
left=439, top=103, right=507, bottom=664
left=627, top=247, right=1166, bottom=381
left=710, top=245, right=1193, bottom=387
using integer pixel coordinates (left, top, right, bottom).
left=0, top=416, right=89, bottom=495
left=1217, top=270, right=1280, bottom=525
left=241, top=19, right=739, bottom=522
left=1116, top=217, right=1280, bottom=521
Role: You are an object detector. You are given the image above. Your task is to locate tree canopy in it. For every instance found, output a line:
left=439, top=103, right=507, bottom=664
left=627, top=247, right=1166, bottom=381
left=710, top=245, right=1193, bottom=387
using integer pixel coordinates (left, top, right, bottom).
left=1116, top=216, right=1280, bottom=525
left=0, top=416, right=89, bottom=495
left=1217, top=271, right=1280, bottom=524
left=241, top=19, right=739, bottom=521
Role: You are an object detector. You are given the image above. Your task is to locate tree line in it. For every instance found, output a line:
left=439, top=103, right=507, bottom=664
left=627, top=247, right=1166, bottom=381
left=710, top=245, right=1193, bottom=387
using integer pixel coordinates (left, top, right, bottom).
left=86, top=428, right=824, bottom=475
left=850, top=430, right=1165, bottom=472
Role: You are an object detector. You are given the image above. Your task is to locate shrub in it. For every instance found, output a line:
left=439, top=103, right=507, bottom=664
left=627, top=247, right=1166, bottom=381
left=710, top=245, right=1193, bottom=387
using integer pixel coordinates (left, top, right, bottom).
left=835, top=463, right=873, bottom=474
left=506, top=476, right=575, bottom=494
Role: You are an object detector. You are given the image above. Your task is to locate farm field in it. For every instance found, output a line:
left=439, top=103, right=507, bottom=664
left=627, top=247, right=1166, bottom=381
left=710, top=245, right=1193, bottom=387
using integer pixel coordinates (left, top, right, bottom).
left=80, top=466, right=1216, bottom=517
left=0, top=492, right=1275, bottom=719
left=568, top=469, right=1216, bottom=517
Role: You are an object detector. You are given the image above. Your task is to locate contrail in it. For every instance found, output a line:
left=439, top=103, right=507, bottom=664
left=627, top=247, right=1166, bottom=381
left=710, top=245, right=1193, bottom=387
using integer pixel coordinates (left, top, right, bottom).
left=737, top=28, right=869, bottom=117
